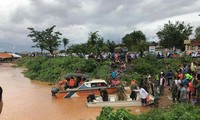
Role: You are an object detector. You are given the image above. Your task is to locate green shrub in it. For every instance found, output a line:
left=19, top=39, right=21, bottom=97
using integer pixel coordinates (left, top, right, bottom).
left=97, top=107, right=137, bottom=120
left=97, top=104, right=200, bottom=120
left=15, top=55, right=195, bottom=84
left=15, top=57, right=104, bottom=83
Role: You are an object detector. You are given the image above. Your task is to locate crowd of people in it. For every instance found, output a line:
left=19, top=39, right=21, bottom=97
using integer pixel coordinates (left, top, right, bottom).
left=159, top=61, right=200, bottom=104
left=128, top=60, right=200, bottom=107
left=58, top=49, right=200, bottom=107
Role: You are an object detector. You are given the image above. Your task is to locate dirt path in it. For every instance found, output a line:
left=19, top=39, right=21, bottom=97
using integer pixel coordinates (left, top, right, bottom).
left=158, top=86, right=173, bottom=108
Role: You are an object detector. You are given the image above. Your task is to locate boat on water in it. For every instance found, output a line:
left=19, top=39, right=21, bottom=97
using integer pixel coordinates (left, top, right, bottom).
left=86, top=94, right=154, bottom=107
left=51, top=73, right=118, bottom=98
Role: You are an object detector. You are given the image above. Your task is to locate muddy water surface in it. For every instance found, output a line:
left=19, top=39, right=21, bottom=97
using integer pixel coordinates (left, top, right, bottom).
left=0, top=63, right=150, bottom=120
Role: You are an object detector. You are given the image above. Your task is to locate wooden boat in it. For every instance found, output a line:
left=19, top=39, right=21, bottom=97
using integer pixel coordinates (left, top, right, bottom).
left=51, top=73, right=117, bottom=98
left=86, top=94, right=154, bottom=107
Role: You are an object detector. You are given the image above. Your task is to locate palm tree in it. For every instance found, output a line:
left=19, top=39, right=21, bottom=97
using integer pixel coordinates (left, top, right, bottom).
left=62, top=38, right=69, bottom=56
left=133, top=40, right=148, bottom=57
left=88, top=31, right=99, bottom=46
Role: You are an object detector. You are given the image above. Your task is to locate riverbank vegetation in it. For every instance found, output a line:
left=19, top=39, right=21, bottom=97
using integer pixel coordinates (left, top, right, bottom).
left=16, top=56, right=102, bottom=83
left=97, top=104, right=200, bottom=120
left=15, top=54, right=198, bottom=84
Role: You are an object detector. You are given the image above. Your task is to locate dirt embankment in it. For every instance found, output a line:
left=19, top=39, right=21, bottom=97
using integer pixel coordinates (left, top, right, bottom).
left=158, top=86, right=173, bottom=108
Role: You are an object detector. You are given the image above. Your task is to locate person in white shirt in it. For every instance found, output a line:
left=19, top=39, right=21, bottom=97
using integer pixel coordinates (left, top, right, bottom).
left=174, top=76, right=181, bottom=86
left=159, top=74, right=166, bottom=96
left=139, top=85, right=148, bottom=106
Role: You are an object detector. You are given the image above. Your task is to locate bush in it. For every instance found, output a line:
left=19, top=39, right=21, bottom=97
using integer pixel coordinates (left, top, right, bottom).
left=97, top=104, right=200, bottom=120
left=15, top=56, right=104, bottom=83
left=15, top=55, right=195, bottom=85
left=96, top=107, right=137, bottom=120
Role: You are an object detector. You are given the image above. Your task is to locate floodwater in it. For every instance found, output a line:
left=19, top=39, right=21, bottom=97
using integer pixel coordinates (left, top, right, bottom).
left=0, top=63, right=150, bottom=120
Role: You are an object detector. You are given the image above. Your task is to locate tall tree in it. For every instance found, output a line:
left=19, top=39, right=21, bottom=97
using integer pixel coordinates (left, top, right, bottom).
left=157, top=21, right=193, bottom=50
left=87, top=31, right=103, bottom=54
left=195, top=26, right=200, bottom=40
left=62, top=38, right=69, bottom=55
left=122, top=30, right=146, bottom=51
left=106, top=40, right=116, bottom=52
left=87, top=31, right=99, bottom=46
left=133, top=40, right=148, bottom=57
left=27, top=25, right=62, bottom=55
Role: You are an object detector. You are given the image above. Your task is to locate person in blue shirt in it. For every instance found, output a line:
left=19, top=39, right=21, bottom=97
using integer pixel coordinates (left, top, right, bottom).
left=166, top=69, right=172, bottom=86
left=182, top=78, right=188, bottom=87
left=111, top=70, right=117, bottom=79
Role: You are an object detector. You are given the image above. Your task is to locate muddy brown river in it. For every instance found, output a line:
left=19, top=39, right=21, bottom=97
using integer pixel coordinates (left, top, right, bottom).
left=0, top=63, right=150, bottom=120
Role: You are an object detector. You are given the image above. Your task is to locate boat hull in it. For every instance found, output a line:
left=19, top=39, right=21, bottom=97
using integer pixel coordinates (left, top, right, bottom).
left=55, top=87, right=117, bottom=98
left=87, top=101, right=142, bottom=107
left=86, top=94, right=155, bottom=107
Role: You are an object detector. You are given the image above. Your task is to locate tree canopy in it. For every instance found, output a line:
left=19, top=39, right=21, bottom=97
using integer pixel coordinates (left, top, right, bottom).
left=195, top=26, right=200, bottom=40
left=62, top=38, right=69, bottom=55
left=157, top=21, right=193, bottom=50
left=122, top=30, right=146, bottom=51
left=86, top=31, right=101, bottom=54
left=27, top=25, right=62, bottom=55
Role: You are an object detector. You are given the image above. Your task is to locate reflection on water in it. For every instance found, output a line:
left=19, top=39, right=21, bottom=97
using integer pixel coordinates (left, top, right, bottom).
left=0, top=63, right=150, bottom=120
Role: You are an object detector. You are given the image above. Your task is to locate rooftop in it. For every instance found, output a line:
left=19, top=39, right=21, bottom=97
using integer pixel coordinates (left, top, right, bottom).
left=0, top=52, right=13, bottom=59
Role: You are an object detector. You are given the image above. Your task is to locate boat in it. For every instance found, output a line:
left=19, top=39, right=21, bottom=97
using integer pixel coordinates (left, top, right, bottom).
left=51, top=73, right=118, bottom=98
left=86, top=94, right=154, bottom=107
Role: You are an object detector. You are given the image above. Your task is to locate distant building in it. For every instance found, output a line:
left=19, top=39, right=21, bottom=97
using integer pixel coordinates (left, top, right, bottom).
left=0, top=52, right=13, bottom=61
left=184, top=39, right=200, bottom=55
left=148, top=42, right=158, bottom=54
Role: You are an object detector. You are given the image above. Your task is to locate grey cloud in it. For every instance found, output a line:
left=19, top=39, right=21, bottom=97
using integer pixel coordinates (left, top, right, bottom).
left=1, top=0, right=200, bottom=52
left=10, top=0, right=200, bottom=27
left=0, top=41, right=33, bottom=53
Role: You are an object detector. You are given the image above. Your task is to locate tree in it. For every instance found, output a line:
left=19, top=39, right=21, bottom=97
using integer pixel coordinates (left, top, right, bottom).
left=67, top=43, right=88, bottom=54
left=27, top=25, right=62, bottom=55
left=157, top=21, right=193, bottom=50
left=87, top=31, right=99, bottom=46
left=106, top=40, right=116, bottom=52
left=122, top=30, right=146, bottom=51
left=62, top=38, right=69, bottom=55
left=195, top=26, right=200, bottom=40
left=133, top=40, right=148, bottom=57
left=87, top=31, right=103, bottom=54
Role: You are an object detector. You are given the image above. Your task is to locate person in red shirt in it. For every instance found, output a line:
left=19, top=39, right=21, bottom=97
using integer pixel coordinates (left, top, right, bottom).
left=178, top=71, right=184, bottom=81
left=188, top=79, right=195, bottom=102
left=69, top=77, right=75, bottom=88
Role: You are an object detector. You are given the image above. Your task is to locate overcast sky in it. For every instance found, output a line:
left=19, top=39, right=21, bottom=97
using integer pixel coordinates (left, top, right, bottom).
left=0, top=0, right=200, bottom=52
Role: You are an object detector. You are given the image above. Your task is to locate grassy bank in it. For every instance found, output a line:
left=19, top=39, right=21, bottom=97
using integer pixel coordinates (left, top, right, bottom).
left=15, top=54, right=197, bottom=84
left=97, top=104, right=200, bottom=120
left=15, top=56, right=110, bottom=83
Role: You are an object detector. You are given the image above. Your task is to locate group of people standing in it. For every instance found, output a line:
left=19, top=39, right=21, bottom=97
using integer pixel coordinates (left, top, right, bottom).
left=129, top=60, right=200, bottom=107
left=169, top=62, right=199, bottom=104
left=158, top=61, right=200, bottom=104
